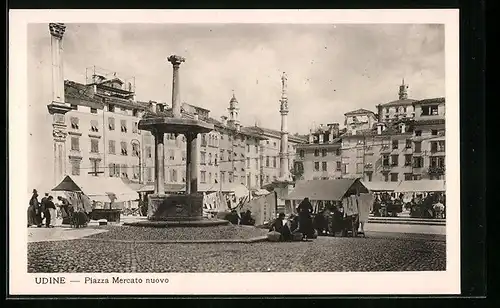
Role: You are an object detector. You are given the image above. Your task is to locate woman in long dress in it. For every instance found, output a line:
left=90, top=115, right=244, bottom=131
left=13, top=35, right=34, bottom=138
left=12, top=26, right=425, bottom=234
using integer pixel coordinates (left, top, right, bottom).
left=297, top=198, right=314, bottom=239
left=27, top=189, right=38, bottom=227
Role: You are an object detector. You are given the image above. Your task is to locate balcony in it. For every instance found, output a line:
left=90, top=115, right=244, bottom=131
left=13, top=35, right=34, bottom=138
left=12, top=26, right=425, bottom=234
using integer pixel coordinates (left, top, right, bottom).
left=380, top=145, right=391, bottom=153
left=89, top=152, right=103, bottom=161
left=428, top=166, right=446, bottom=175
left=381, top=164, right=392, bottom=172
left=430, top=147, right=446, bottom=155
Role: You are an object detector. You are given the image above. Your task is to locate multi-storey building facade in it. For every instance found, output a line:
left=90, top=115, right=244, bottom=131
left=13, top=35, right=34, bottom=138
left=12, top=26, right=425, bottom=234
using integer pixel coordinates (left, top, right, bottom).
left=341, top=97, right=446, bottom=183
left=411, top=97, right=446, bottom=180
left=296, top=81, right=445, bottom=185
left=294, top=124, right=342, bottom=180
left=341, top=121, right=415, bottom=182
left=243, top=125, right=306, bottom=186
left=63, top=77, right=306, bottom=193
left=64, top=78, right=148, bottom=186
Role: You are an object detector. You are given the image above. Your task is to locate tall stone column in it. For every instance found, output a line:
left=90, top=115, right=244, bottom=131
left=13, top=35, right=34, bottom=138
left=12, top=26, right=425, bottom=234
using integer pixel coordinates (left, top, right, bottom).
left=185, top=132, right=199, bottom=194
left=279, top=72, right=290, bottom=180
left=154, top=131, right=165, bottom=194
left=167, top=55, right=185, bottom=119
left=47, top=23, right=72, bottom=186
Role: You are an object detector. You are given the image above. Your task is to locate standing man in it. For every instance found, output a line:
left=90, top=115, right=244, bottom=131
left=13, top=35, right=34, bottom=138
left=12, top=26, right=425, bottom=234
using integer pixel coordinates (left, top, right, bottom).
left=44, top=196, right=56, bottom=228
left=40, top=193, right=49, bottom=225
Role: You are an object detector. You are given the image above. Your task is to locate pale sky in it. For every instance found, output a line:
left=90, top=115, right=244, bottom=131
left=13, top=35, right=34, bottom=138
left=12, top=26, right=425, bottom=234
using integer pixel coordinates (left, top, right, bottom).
left=28, top=23, right=444, bottom=135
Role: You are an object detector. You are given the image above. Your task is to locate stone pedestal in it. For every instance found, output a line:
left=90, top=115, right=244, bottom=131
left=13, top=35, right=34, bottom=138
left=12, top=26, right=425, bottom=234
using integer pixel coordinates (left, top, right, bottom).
left=147, top=194, right=204, bottom=221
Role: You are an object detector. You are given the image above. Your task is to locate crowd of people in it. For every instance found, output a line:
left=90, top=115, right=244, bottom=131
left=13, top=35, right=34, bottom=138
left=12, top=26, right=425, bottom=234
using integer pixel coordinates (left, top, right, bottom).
left=27, top=189, right=76, bottom=228
left=372, top=192, right=446, bottom=219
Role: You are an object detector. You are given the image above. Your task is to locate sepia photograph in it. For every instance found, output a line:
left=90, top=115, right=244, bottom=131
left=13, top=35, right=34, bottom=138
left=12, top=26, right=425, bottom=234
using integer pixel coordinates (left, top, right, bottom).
left=9, top=10, right=460, bottom=295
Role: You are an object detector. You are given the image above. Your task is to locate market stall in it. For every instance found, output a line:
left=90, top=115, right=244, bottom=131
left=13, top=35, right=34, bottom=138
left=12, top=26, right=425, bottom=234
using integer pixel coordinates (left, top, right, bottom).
left=394, top=180, right=445, bottom=193
left=52, top=175, right=139, bottom=222
left=286, top=178, right=370, bottom=237
left=394, top=180, right=446, bottom=218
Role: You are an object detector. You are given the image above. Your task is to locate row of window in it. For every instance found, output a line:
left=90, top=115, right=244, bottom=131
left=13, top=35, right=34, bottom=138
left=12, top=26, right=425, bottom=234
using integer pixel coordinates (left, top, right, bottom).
left=306, top=148, right=342, bottom=158
left=311, top=155, right=445, bottom=174
left=200, top=171, right=277, bottom=186
left=69, top=117, right=140, bottom=134
left=382, top=104, right=439, bottom=117
left=72, top=104, right=140, bottom=116
left=313, top=161, right=342, bottom=172
left=70, top=137, right=141, bottom=157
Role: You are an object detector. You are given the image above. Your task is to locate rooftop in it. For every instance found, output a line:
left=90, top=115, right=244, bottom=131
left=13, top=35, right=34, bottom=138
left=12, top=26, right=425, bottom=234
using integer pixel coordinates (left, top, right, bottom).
left=244, top=126, right=308, bottom=143
left=344, top=108, right=376, bottom=116
left=379, top=98, right=417, bottom=108
left=413, top=97, right=446, bottom=106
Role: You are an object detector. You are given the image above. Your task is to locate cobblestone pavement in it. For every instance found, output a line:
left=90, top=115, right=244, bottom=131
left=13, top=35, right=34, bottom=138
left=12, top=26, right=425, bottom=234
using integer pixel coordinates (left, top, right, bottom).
left=85, top=225, right=268, bottom=241
left=28, top=232, right=445, bottom=273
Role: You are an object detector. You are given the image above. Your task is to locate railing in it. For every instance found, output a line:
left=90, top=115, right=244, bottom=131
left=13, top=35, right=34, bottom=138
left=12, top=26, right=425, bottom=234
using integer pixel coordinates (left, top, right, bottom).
left=380, top=145, right=391, bottom=153
left=428, top=166, right=446, bottom=174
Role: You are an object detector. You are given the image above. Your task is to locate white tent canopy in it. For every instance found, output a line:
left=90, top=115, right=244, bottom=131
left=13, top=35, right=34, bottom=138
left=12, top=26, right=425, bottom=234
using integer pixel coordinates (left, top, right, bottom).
left=394, top=180, right=445, bottom=193
left=361, top=181, right=400, bottom=192
left=55, top=175, right=139, bottom=202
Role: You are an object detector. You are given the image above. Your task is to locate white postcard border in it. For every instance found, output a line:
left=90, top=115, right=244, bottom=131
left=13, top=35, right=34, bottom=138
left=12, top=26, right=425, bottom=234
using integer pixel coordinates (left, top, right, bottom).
left=9, top=9, right=460, bottom=295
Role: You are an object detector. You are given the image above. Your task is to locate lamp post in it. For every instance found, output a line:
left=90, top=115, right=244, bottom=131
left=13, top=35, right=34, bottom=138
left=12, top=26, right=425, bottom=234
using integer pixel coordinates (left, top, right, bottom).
left=131, top=139, right=142, bottom=184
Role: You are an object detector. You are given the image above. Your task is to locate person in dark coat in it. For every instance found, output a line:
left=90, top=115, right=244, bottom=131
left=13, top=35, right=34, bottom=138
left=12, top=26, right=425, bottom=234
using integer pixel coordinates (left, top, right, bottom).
left=33, top=191, right=43, bottom=227
left=330, top=205, right=344, bottom=236
left=288, top=214, right=299, bottom=233
left=297, top=197, right=314, bottom=239
left=313, top=210, right=327, bottom=235
left=40, top=193, right=49, bottom=225
left=269, top=213, right=291, bottom=241
left=27, top=189, right=39, bottom=227
left=43, top=196, right=56, bottom=228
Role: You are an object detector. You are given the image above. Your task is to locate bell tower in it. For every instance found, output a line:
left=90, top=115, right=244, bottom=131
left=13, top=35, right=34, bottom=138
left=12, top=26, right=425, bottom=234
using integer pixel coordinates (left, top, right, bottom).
left=398, top=78, right=409, bottom=100
left=227, top=90, right=240, bottom=130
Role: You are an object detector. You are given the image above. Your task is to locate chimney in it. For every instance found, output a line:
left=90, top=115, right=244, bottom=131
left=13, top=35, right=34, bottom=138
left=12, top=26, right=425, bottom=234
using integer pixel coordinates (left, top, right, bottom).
left=128, top=82, right=133, bottom=92
left=377, top=123, right=383, bottom=135
left=319, top=133, right=324, bottom=144
left=400, top=123, right=406, bottom=134
left=149, top=101, right=156, bottom=113
left=308, top=132, right=314, bottom=144
left=156, top=102, right=165, bottom=113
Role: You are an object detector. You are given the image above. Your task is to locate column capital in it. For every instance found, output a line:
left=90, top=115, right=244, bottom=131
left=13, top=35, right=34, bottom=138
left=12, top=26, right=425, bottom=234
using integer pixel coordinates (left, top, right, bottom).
left=167, top=55, right=185, bottom=68
left=47, top=103, right=72, bottom=115
left=49, top=23, right=66, bottom=39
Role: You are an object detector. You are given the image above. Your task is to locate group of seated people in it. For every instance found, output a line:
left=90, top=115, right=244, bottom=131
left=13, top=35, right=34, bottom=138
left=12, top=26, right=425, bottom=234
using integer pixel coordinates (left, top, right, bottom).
left=268, top=198, right=317, bottom=241
left=269, top=201, right=361, bottom=241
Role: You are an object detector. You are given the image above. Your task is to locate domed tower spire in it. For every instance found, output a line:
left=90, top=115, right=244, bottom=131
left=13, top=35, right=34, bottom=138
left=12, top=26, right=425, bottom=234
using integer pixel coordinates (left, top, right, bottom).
left=228, top=90, right=240, bottom=129
left=399, top=78, right=409, bottom=100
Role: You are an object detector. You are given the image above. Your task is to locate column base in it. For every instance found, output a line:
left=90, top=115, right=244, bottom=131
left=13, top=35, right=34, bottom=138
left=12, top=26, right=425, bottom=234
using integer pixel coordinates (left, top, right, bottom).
left=147, top=193, right=204, bottom=221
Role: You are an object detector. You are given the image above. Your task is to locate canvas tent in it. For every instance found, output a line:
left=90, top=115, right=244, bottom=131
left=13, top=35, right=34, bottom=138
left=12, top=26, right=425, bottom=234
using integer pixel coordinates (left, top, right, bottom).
left=361, top=181, right=401, bottom=192
left=137, top=183, right=184, bottom=193
left=286, top=178, right=369, bottom=201
left=394, top=180, right=445, bottom=193
left=52, top=175, right=139, bottom=203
